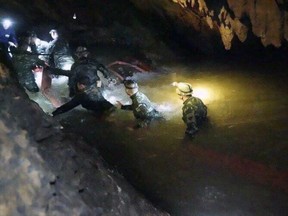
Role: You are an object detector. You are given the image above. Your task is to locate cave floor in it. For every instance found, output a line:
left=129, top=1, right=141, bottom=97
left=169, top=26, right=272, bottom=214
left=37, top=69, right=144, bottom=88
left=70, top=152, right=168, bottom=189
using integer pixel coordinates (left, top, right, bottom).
left=36, top=51, right=288, bottom=216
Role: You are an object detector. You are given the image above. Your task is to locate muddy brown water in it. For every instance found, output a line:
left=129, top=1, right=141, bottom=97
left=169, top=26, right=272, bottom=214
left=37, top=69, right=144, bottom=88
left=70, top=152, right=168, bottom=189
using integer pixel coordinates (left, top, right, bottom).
left=33, top=56, right=288, bottom=215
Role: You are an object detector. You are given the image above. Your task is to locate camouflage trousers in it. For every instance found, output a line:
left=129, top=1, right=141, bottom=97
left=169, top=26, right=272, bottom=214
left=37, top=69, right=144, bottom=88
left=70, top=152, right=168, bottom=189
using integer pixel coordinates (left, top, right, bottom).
left=17, top=70, right=39, bottom=93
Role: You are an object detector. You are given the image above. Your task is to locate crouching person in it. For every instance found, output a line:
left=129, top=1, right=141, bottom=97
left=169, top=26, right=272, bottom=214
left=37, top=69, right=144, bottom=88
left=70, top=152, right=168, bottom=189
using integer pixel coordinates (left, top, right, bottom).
left=173, top=82, right=207, bottom=136
left=11, top=37, right=45, bottom=92
left=117, top=80, right=164, bottom=128
left=52, top=76, right=115, bottom=116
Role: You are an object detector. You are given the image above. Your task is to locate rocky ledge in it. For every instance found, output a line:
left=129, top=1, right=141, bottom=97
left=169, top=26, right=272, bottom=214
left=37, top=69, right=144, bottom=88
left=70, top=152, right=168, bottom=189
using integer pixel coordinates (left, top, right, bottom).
left=0, top=62, right=169, bottom=216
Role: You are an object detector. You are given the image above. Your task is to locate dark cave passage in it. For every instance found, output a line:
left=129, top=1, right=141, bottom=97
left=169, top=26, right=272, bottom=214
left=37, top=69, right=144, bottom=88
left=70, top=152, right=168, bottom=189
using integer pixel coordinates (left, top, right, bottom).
left=1, top=0, right=288, bottom=215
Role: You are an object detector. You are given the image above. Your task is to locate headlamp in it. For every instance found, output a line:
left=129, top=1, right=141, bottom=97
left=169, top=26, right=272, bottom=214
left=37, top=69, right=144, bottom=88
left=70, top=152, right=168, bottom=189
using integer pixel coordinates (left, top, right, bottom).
left=2, top=19, right=12, bottom=28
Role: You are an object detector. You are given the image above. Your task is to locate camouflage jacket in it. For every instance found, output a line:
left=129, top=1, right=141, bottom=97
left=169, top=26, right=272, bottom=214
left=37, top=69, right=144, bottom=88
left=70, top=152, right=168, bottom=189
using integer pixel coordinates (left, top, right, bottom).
left=12, top=49, right=45, bottom=92
left=121, top=91, right=158, bottom=120
left=50, top=57, right=110, bottom=97
left=182, top=96, right=207, bottom=127
left=52, top=85, right=114, bottom=116
left=70, top=57, right=110, bottom=81
left=46, top=38, right=74, bottom=70
left=31, top=40, right=49, bottom=54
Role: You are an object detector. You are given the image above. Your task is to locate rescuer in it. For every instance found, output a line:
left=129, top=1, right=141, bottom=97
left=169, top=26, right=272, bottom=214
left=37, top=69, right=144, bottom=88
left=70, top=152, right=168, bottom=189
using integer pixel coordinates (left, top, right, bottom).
left=45, top=29, right=74, bottom=70
left=117, top=79, right=164, bottom=128
left=52, top=75, right=115, bottom=116
left=47, top=46, right=115, bottom=97
left=11, top=35, right=46, bottom=92
left=172, top=82, right=207, bottom=136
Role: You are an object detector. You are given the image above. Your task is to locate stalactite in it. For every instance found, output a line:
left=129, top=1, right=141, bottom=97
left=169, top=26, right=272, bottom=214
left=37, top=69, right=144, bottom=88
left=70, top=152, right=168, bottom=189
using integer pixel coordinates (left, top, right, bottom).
left=228, top=0, right=283, bottom=47
left=171, top=0, right=287, bottom=49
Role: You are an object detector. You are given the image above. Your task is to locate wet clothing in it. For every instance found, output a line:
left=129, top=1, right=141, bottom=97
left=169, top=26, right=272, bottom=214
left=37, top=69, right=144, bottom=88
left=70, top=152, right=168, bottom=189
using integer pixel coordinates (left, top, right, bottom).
left=45, top=38, right=74, bottom=70
left=121, top=91, right=163, bottom=128
left=182, top=96, right=207, bottom=135
left=50, top=56, right=111, bottom=97
left=11, top=49, right=45, bottom=92
left=52, top=85, right=115, bottom=116
left=30, top=39, right=49, bottom=59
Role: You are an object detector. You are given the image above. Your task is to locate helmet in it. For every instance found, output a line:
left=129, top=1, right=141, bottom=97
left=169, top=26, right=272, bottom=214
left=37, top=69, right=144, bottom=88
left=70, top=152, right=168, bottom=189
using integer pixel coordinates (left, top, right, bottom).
left=2, top=19, right=13, bottom=29
left=124, top=80, right=138, bottom=89
left=123, top=80, right=138, bottom=95
left=49, top=29, right=57, bottom=34
left=49, top=29, right=58, bottom=40
left=75, top=46, right=89, bottom=58
left=75, top=46, right=87, bottom=53
left=173, top=82, right=193, bottom=96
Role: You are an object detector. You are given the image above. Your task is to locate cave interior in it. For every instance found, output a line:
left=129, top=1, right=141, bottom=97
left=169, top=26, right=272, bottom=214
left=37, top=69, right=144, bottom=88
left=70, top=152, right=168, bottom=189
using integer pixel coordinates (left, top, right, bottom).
left=0, top=0, right=288, bottom=216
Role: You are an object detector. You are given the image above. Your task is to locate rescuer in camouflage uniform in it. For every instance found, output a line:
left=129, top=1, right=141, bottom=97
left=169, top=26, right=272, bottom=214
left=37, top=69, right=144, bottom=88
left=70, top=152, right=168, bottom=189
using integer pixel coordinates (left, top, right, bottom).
left=117, top=79, right=164, bottom=128
left=11, top=38, right=45, bottom=92
left=29, top=32, right=49, bottom=58
left=48, top=46, right=114, bottom=97
left=45, top=29, right=74, bottom=70
left=173, top=82, right=207, bottom=136
left=52, top=76, right=115, bottom=116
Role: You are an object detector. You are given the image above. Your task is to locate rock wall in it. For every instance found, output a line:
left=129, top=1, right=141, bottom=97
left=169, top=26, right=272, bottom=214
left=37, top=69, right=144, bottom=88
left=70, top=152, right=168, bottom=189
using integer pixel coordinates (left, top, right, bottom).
left=1, top=0, right=288, bottom=54
left=172, top=0, right=287, bottom=49
left=228, top=0, right=285, bottom=47
left=130, top=0, right=288, bottom=51
left=0, top=63, right=169, bottom=215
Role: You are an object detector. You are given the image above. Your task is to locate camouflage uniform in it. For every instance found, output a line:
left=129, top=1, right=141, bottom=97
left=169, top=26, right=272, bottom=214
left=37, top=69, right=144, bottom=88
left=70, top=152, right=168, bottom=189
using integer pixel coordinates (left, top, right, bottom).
left=52, top=85, right=115, bottom=116
left=30, top=39, right=49, bottom=60
left=12, top=49, right=44, bottom=92
left=50, top=56, right=111, bottom=97
left=46, top=38, right=74, bottom=70
left=121, top=91, right=163, bottom=128
left=69, top=57, right=110, bottom=96
left=182, top=96, right=207, bottom=135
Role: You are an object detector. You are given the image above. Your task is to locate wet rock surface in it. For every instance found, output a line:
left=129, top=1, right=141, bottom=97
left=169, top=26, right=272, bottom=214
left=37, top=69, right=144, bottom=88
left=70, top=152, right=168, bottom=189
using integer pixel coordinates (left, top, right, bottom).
left=0, top=64, right=169, bottom=215
left=131, top=0, right=288, bottom=52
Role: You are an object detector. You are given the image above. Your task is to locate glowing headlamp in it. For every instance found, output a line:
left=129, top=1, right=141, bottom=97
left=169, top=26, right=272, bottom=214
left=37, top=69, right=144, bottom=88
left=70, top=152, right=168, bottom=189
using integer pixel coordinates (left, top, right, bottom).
left=171, top=81, right=178, bottom=87
left=2, top=19, right=12, bottom=28
left=172, top=81, right=212, bottom=102
left=193, top=87, right=211, bottom=101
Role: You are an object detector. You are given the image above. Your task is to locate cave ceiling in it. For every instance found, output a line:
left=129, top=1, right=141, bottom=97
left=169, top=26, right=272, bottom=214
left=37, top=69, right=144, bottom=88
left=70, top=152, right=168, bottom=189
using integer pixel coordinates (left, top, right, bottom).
left=130, top=0, right=288, bottom=50
left=0, top=0, right=287, bottom=52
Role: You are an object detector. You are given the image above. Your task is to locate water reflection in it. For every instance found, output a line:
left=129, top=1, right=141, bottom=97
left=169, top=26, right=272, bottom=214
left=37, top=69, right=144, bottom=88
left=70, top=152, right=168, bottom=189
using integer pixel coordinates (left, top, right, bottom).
left=31, top=60, right=288, bottom=216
